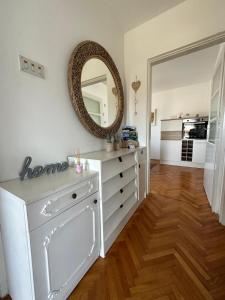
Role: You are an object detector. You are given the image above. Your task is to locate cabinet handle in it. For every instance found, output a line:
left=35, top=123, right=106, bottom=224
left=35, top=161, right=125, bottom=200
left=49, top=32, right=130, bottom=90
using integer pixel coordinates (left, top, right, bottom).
left=118, top=156, right=123, bottom=162
left=120, top=172, right=123, bottom=178
left=120, top=204, right=124, bottom=208
left=93, top=199, right=98, bottom=204
left=139, top=164, right=141, bottom=169
left=72, top=193, right=77, bottom=199
left=120, top=188, right=124, bottom=194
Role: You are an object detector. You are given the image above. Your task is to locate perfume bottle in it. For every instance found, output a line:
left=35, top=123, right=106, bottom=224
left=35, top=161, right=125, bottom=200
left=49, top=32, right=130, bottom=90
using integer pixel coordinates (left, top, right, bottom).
left=75, top=149, right=83, bottom=174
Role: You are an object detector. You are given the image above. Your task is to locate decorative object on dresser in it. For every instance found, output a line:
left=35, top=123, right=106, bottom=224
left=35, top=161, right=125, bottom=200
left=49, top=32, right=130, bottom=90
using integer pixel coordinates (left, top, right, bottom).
left=68, top=147, right=147, bottom=257
left=105, top=134, right=114, bottom=152
left=19, top=156, right=69, bottom=180
left=113, top=133, right=120, bottom=151
left=0, top=170, right=99, bottom=300
left=121, top=126, right=139, bottom=148
left=131, top=76, right=141, bottom=115
left=68, top=40, right=124, bottom=138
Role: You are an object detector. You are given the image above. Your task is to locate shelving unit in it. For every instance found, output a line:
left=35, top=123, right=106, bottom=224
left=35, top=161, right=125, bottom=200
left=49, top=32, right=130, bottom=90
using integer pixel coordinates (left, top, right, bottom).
left=181, top=140, right=193, bottom=161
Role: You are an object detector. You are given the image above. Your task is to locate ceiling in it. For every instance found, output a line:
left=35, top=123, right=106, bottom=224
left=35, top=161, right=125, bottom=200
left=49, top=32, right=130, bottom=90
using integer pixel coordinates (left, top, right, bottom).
left=103, top=0, right=185, bottom=32
left=152, top=45, right=220, bottom=93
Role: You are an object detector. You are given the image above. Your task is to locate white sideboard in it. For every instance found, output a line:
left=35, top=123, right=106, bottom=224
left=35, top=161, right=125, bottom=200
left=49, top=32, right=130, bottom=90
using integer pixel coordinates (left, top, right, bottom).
left=76, top=147, right=147, bottom=257
left=0, top=170, right=99, bottom=300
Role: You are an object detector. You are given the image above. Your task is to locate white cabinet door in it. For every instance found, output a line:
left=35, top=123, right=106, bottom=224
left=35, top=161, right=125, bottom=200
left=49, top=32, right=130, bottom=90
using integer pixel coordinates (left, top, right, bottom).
left=160, top=140, right=181, bottom=162
left=138, top=148, right=147, bottom=202
left=161, top=119, right=182, bottom=131
left=30, top=193, right=100, bottom=300
left=192, top=141, right=206, bottom=163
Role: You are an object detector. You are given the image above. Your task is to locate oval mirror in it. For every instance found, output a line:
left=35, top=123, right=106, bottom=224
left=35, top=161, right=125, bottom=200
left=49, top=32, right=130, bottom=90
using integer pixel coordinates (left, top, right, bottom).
left=68, top=41, right=124, bottom=138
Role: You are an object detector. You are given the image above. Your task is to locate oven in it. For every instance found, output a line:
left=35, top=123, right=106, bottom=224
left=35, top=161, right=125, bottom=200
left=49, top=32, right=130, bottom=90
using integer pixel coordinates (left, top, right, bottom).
left=182, top=117, right=208, bottom=139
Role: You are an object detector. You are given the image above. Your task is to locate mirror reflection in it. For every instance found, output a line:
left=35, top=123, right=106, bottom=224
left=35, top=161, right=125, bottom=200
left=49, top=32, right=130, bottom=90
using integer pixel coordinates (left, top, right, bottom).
left=81, top=59, right=118, bottom=127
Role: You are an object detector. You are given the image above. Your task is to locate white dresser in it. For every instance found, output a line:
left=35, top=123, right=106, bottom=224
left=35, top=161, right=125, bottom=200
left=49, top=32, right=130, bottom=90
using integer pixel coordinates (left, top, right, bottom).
left=0, top=170, right=99, bottom=300
left=78, top=147, right=147, bottom=257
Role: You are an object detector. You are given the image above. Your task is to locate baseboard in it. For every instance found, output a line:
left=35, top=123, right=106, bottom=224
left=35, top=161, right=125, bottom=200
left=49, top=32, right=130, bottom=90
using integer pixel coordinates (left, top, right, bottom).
left=160, top=160, right=204, bottom=168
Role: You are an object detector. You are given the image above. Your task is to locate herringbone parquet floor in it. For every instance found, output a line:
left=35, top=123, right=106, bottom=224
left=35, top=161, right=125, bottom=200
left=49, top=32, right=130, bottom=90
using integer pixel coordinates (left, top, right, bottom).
left=68, top=163, right=225, bottom=300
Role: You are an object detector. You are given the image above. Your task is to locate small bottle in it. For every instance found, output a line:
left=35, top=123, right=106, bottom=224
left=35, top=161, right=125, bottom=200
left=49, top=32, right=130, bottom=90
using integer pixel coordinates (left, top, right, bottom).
left=76, top=163, right=83, bottom=174
left=75, top=149, right=83, bottom=174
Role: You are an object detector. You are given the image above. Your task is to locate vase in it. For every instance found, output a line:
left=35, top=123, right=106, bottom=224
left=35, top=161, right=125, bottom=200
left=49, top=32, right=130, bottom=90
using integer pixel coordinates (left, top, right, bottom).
left=105, top=143, right=114, bottom=152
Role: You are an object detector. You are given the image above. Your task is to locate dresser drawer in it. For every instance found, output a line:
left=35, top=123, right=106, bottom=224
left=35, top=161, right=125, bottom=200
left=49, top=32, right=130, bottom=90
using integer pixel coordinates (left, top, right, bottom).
left=102, top=166, right=136, bottom=202
left=104, top=193, right=137, bottom=241
left=103, top=180, right=136, bottom=222
left=102, top=153, right=136, bottom=183
left=27, top=175, right=98, bottom=231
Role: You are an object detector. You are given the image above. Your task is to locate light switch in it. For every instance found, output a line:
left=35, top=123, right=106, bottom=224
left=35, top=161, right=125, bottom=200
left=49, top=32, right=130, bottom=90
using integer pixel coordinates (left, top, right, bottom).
left=19, top=55, right=45, bottom=79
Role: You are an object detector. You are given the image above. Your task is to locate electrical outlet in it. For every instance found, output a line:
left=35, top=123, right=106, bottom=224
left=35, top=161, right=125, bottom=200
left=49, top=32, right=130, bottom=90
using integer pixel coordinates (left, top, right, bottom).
left=19, top=55, right=45, bottom=79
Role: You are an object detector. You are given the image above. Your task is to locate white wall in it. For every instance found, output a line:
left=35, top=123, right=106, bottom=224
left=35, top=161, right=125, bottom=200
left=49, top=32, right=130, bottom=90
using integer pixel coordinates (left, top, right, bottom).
left=0, top=0, right=124, bottom=182
left=150, top=82, right=211, bottom=159
left=0, top=0, right=124, bottom=296
left=124, top=0, right=225, bottom=146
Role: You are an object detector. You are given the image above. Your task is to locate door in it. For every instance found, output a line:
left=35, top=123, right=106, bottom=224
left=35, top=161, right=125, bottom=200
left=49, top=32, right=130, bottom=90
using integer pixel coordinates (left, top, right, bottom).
left=30, top=193, right=100, bottom=300
left=204, top=45, right=225, bottom=213
left=138, top=148, right=147, bottom=202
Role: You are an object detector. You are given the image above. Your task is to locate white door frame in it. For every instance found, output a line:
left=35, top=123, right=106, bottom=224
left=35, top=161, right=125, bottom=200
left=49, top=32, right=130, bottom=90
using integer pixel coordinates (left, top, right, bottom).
left=146, top=31, right=225, bottom=195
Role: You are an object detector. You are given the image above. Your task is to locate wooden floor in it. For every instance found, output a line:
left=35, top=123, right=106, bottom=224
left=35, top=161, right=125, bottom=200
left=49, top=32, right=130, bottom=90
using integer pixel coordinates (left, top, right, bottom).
left=68, top=163, right=225, bottom=300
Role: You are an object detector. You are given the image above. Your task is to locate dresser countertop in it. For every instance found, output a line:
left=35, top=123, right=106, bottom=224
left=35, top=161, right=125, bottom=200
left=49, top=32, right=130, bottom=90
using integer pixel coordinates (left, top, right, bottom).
left=0, top=169, right=97, bottom=205
left=79, top=147, right=146, bottom=162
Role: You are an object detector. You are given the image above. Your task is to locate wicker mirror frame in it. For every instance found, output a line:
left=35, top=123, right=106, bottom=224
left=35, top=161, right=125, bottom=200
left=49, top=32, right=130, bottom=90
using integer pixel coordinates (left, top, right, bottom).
left=68, top=40, right=124, bottom=138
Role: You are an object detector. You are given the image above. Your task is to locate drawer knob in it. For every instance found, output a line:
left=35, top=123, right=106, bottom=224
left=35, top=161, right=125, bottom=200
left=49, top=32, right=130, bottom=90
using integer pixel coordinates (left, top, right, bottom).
left=118, top=156, right=123, bottom=162
left=139, top=164, right=141, bottom=169
left=120, top=188, right=124, bottom=194
left=93, top=199, right=98, bottom=204
left=72, top=193, right=77, bottom=199
left=120, top=172, right=123, bottom=178
left=120, top=204, right=124, bottom=208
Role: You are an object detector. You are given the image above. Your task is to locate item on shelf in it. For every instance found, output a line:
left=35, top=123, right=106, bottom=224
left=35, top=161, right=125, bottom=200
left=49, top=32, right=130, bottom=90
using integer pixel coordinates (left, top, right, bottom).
left=105, top=134, right=114, bottom=152
left=113, top=133, right=120, bottom=151
left=75, top=149, right=83, bottom=174
left=121, top=126, right=139, bottom=148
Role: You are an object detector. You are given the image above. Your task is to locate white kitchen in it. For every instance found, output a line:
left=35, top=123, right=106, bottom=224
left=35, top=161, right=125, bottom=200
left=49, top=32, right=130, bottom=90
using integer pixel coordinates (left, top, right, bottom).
left=150, top=45, right=220, bottom=170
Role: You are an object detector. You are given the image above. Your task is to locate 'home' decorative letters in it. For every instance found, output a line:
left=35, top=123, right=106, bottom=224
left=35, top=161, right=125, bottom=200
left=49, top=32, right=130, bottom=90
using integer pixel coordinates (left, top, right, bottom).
left=19, top=156, right=69, bottom=181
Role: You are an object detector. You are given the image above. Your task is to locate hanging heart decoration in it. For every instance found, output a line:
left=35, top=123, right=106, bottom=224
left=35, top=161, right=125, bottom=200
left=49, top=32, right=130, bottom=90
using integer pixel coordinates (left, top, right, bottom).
left=112, top=87, right=118, bottom=96
left=131, top=80, right=141, bottom=92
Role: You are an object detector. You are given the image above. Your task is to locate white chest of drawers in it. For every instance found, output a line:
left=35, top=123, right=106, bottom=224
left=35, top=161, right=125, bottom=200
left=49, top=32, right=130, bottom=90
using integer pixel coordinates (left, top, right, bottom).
left=79, top=147, right=147, bottom=257
left=0, top=170, right=100, bottom=300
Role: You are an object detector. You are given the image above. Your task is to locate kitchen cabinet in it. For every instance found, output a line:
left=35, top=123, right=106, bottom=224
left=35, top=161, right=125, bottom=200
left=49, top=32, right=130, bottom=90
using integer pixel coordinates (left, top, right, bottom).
left=192, top=140, right=206, bottom=164
left=0, top=170, right=99, bottom=300
left=160, top=140, right=182, bottom=164
left=161, top=139, right=206, bottom=168
left=161, top=119, right=182, bottom=132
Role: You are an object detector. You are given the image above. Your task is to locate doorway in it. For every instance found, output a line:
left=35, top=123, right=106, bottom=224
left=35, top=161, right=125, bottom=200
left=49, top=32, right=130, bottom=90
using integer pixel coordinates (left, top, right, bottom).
left=147, top=32, right=225, bottom=224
